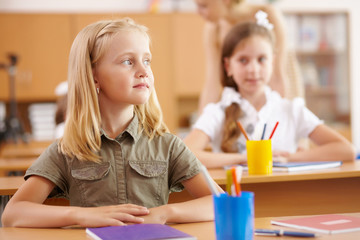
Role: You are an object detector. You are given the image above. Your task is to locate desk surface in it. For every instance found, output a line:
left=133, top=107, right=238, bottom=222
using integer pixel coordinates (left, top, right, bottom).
left=0, top=158, right=36, bottom=177
left=209, top=160, right=360, bottom=185
left=1, top=213, right=359, bottom=240
left=0, top=176, right=24, bottom=195
left=0, top=141, right=51, bottom=158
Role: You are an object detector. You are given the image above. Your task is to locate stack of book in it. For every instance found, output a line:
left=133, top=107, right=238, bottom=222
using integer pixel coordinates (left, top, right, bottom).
left=28, top=103, right=56, bottom=141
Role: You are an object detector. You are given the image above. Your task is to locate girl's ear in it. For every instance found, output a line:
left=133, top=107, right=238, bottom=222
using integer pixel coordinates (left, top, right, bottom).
left=92, top=67, right=99, bottom=87
left=271, top=53, right=276, bottom=68
left=224, top=57, right=232, bottom=77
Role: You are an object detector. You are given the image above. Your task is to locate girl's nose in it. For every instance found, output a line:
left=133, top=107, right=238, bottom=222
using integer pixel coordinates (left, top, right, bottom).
left=136, top=65, right=149, bottom=78
left=138, top=71, right=148, bottom=78
left=247, top=60, right=260, bottom=72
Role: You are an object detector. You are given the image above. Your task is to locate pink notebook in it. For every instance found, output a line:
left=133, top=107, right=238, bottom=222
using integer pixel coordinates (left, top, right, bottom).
left=271, top=214, right=360, bottom=234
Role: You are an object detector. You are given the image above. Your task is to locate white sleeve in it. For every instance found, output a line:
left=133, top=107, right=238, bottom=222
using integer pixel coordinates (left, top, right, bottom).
left=192, top=103, right=224, bottom=143
left=291, top=98, right=324, bottom=139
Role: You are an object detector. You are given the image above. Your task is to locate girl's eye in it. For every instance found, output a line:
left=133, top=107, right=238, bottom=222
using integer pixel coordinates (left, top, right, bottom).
left=123, top=60, right=132, bottom=65
left=259, top=57, right=266, bottom=63
left=239, top=58, right=248, bottom=64
left=144, top=59, right=151, bottom=66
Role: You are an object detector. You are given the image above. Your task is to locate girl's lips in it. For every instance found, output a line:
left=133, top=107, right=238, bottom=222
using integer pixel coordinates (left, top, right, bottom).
left=246, top=79, right=258, bottom=83
left=133, top=83, right=149, bottom=88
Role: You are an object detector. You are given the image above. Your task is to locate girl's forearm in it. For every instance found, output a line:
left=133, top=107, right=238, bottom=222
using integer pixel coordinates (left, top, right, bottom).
left=194, top=150, right=246, bottom=168
left=165, top=195, right=214, bottom=223
left=289, top=142, right=355, bottom=162
left=2, top=201, right=78, bottom=227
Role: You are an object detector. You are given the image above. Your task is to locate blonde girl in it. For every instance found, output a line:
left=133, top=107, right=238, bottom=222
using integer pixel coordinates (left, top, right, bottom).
left=2, top=18, right=219, bottom=227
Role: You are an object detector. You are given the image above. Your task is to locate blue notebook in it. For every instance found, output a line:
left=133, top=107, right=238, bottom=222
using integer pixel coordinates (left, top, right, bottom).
left=272, top=161, right=342, bottom=172
left=86, top=224, right=197, bottom=240
left=233, top=161, right=342, bottom=172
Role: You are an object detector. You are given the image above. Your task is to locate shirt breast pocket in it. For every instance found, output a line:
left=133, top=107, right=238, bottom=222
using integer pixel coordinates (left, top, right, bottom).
left=71, top=162, right=110, bottom=180
left=128, top=160, right=168, bottom=206
left=70, top=161, right=113, bottom=206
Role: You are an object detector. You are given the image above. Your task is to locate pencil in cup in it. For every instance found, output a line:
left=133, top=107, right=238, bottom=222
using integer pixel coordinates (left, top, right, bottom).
left=237, top=121, right=250, bottom=141
left=269, top=121, right=279, bottom=140
left=200, top=165, right=220, bottom=196
left=226, top=166, right=242, bottom=196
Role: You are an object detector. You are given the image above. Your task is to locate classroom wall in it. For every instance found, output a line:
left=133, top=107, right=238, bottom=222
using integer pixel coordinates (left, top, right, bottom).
left=0, top=0, right=359, bottom=151
left=0, top=0, right=197, bottom=13
left=0, top=0, right=266, bottom=13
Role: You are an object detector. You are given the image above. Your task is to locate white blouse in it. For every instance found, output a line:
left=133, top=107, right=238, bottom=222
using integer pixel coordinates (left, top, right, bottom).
left=192, top=87, right=323, bottom=153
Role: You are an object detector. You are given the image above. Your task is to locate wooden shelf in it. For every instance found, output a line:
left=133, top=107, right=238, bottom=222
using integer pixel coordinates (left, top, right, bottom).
left=296, top=49, right=346, bottom=56
left=305, top=86, right=336, bottom=96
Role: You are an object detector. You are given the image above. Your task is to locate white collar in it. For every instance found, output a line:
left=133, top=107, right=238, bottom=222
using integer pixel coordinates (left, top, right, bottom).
left=219, top=86, right=275, bottom=115
left=219, top=87, right=242, bottom=108
left=219, top=87, right=258, bottom=132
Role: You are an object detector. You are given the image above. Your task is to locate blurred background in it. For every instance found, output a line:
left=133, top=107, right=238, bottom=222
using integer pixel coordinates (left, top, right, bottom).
left=0, top=0, right=359, bottom=154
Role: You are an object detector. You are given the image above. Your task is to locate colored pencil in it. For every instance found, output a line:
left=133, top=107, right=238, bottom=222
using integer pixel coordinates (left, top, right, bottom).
left=261, top=123, right=267, bottom=140
left=226, top=169, right=233, bottom=195
left=231, top=167, right=241, bottom=196
left=200, top=165, right=220, bottom=196
left=237, top=121, right=249, bottom=140
left=269, top=122, right=279, bottom=140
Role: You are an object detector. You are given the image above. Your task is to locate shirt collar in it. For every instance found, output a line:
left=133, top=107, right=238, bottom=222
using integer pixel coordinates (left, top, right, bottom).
left=258, top=86, right=280, bottom=121
left=100, top=114, right=141, bottom=142
left=219, top=85, right=276, bottom=121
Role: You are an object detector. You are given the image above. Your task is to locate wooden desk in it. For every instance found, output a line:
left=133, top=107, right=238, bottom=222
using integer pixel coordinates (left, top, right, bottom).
left=1, top=213, right=359, bottom=239
left=170, top=161, right=360, bottom=217
left=0, top=176, right=24, bottom=196
left=0, top=141, right=51, bottom=158
left=0, top=158, right=36, bottom=176
left=2, top=162, right=360, bottom=218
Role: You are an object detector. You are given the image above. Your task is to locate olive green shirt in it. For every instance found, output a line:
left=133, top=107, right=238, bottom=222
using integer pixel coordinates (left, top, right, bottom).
left=25, top=116, right=201, bottom=208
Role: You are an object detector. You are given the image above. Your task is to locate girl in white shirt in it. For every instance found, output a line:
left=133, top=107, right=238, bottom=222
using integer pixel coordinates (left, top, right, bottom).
left=184, top=22, right=355, bottom=168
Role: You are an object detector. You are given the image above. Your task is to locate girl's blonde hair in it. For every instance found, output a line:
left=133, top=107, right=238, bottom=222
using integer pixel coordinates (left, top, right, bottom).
left=59, top=18, right=168, bottom=162
left=220, top=22, right=274, bottom=152
left=232, top=0, right=245, bottom=5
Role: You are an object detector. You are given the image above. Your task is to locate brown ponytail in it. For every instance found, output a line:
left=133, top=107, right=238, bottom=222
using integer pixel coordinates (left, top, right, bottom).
left=221, top=103, right=243, bottom=152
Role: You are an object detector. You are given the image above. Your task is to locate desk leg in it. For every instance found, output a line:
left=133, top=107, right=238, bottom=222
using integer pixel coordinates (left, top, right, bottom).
left=0, top=195, right=10, bottom=227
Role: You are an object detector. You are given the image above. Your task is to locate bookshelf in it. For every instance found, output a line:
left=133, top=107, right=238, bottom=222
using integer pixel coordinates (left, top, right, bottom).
left=284, top=11, right=350, bottom=138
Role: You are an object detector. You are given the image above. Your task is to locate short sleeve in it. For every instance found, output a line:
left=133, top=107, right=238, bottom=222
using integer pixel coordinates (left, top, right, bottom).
left=25, top=141, right=69, bottom=198
left=291, top=98, right=324, bottom=139
left=167, top=135, right=202, bottom=192
left=192, top=103, right=225, bottom=152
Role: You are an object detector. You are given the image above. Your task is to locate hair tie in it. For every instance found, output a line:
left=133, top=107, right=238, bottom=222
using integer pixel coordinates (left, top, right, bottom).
left=255, top=10, right=274, bottom=30
left=220, top=87, right=242, bottom=108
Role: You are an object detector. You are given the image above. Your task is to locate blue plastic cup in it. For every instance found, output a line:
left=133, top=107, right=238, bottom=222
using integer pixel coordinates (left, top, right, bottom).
left=213, top=192, right=254, bottom=240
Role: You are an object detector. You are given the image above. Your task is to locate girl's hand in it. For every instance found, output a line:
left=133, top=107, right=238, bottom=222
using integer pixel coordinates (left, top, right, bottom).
left=74, top=204, right=149, bottom=227
left=272, top=151, right=289, bottom=163
left=141, top=205, right=169, bottom=224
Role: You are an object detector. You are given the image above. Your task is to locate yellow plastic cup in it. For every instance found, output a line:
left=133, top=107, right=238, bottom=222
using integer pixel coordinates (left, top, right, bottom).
left=246, top=139, right=272, bottom=175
